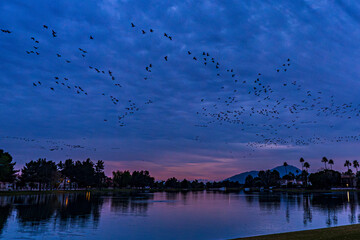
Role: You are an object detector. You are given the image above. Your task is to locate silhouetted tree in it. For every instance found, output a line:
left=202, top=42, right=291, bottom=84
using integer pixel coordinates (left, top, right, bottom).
left=20, top=158, right=58, bottom=190
left=344, top=160, right=352, bottom=173
left=300, top=157, right=305, bottom=171
left=283, top=162, right=288, bottom=175
left=73, top=158, right=96, bottom=188
left=297, top=170, right=309, bottom=187
left=58, top=159, right=76, bottom=189
left=283, top=172, right=295, bottom=180
left=244, top=175, right=254, bottom=187
left=180, top=179, right=191, bottom=189
left=112, top=170, right=131, bottom=188
left=353, top=160, right=359, bottom=173
left=165, top=177, right=180, bottom=188
left=190, top=179, right=205, bottom=189
left=258, top=170, right=280, bottom=188
left=328, top=159, right=334, bottom=170
left=322, top=157, right=328, bottom=170
left=309, top=170, right=341, bottom=189
left=0, top=149, right=17, bottom=182
left=304, top=162, right=310, bottom=172
left=131, top=170, right=155, bottom=188
left=95, top=160, right=106, bottom=188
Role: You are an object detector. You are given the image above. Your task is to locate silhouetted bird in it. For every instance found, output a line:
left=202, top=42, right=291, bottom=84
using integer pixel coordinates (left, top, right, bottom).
left=0, top=29, right=11, bottom=33
left=90, top=35, right=93, bottom=39
left=164, top=56, right=168, bottom=61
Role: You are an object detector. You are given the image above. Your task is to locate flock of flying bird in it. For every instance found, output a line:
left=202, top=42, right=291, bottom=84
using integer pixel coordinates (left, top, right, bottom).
left=1, top=21, right=360, bottom=156
left=0, top=136, right=96, bottom=153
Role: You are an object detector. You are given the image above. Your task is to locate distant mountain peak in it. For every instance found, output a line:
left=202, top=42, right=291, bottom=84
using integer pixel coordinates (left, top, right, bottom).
left=225, top=165, right=301, bottom=184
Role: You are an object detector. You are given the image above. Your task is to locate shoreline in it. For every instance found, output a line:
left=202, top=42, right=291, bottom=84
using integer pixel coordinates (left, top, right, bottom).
left=1, top=188, right=360, bottom=196
left=232, top=224, right=360, bottom=240
left=0, top=188, right=208, bottom=196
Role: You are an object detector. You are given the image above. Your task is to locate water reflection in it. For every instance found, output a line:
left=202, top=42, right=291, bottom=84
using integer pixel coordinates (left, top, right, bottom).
left=244, top=191, right=360, bottom=228
left=0, top=203, right=11, bottom=234
left=0, top=193, right=104, bottom=235
left=110, top=193, right=153, bottom=216
left=1, top=191, right=360, bottom=239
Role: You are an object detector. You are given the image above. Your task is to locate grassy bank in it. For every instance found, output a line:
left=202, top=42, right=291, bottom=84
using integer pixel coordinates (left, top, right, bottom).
left=233, top=224, right=360, bottom=240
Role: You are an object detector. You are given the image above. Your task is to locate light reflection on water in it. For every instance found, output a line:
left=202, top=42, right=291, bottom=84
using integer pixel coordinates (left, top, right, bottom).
left=0, top=191, right=359, bottom=239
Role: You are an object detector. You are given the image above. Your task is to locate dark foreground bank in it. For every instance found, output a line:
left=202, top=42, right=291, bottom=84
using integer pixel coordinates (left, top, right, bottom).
left=234, top=224, right=360, bottom=240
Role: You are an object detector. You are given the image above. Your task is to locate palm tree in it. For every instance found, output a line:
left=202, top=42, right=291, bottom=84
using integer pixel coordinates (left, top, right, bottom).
left=303, top=162, right=310, bottom=172
left=302, top=162, right=310, bottom=187
left=321, top=157, right=328, bottom=170
left=344, top=160, right=352, bottom=172
left=300, top=157, right=305, bottom=170
left=353, top=160, right=359, bottom=173
left=283, top=162, right=288, bottom=175
left=328, top=159, right=334, bottom=170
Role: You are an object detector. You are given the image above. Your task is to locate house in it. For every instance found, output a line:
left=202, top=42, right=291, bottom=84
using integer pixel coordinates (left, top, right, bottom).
left=280, top=179, right=301, bottom=186
left=0, top=182, right=15, bottom=191
left=57, top=178, right=78, bottom=190
left=340, top=174, right=356, bottom=188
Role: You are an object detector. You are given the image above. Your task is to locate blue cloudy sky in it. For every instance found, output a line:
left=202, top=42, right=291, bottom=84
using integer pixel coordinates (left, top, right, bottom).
left=1, top=0, right=360, bottom=180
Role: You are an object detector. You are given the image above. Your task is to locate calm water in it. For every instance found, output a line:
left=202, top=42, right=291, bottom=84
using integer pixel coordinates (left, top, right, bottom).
left=0, top=191, right=359, bottom=239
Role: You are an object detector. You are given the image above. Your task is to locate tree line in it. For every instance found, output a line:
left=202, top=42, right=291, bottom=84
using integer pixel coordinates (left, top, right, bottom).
left=244, top=157, right=360, bottom=190
left=0, top=149, right=239, bottom=190
left=2, top=149, right=360, bottom=191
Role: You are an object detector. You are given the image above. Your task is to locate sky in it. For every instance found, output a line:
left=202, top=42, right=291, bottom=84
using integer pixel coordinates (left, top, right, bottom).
left=1, top=0, right=360, bottom=181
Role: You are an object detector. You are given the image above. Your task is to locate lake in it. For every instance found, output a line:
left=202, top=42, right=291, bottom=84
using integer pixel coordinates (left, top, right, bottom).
left=0, top=191, right=359, bottom=239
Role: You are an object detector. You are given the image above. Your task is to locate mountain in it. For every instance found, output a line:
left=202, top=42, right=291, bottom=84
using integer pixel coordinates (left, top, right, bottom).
left=272, top=165, right=301, bottom=177
left=225, top=165, right=301, bottom=184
